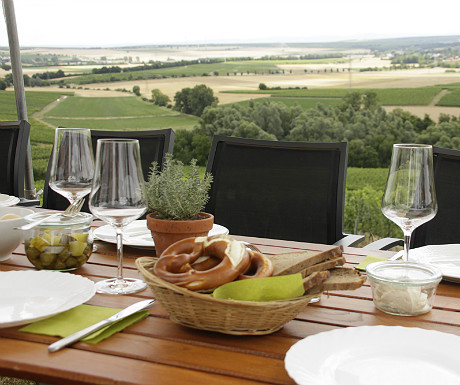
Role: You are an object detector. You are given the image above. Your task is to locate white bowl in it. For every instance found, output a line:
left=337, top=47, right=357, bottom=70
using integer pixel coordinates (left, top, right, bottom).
left=0, top=207, right=35, bottom=261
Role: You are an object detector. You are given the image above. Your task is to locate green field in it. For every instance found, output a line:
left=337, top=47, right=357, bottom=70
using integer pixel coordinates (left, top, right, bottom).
left=0, top=90, right=73, bottom=120
left=224, top=84, right=459, bottom=106
left=41, top=95, right=198, bottom=130
left=67, top=61, right=280, bottom=85
left=45, top=96, right=178, bottom=117
left=235, top=96, right=343, bottom=109
left=436, top=83, right=460, bottom=106
left=44, top=115, right=198, bottom=130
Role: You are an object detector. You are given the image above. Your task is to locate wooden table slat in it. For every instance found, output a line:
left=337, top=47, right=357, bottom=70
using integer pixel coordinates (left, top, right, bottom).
left=1, top=223, right=459, bottom=385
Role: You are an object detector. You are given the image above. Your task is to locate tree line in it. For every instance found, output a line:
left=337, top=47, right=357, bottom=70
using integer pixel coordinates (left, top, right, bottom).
left=172, top=86, right=460, bottom=168
left=170, top=86, right=460, bottom=240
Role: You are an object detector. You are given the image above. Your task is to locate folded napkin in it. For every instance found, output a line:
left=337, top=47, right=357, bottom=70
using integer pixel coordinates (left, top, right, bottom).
left=19, top=304, right=149, bottom=344
left=212, top=273, right=304, bottom=301
left=355, top=255, right=389, bottom=271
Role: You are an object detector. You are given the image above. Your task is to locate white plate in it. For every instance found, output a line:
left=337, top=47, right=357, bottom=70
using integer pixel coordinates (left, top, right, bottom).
left=0, top=270, right=96, bottom=328
left=0, top=193, right=20, bottom=207
left=393, top=244, right=460, bottom=283
left=285, top=326, right=460, bottom=385
left=93, top=219, right=229, bottom=249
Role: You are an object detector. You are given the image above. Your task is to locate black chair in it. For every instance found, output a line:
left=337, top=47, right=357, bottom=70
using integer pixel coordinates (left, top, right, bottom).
left=364, top=146, right=460, bottom=250
left=42, top=128, right=175, bottom=211
left=0, top=120, right=30, bottom=198
left=205, top=135, right=363, bottom=246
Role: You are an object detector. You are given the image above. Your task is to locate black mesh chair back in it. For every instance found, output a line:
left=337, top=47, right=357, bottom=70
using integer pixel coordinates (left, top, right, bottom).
left=0, top=120, right=30, bottom=197
left=412, top=146, right=460, bottom=247
left=43, top=128, right=175, bottom=211
left=205, top=135, right=348, bottom=244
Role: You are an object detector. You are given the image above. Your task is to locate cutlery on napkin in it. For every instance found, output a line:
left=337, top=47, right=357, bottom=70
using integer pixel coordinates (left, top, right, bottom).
left=47, top=299, right=155, bottom=352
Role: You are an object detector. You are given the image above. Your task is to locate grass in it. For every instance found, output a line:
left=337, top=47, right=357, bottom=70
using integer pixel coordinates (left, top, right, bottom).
left=224, top=85, right=453, bottom=106
left=436, top=86, right=460, bottom=107
left=346, top=167, right=389, bottom=191
left=40, top=95, right=199, bottom=130
left=67, top=61, right=280, bottom=85
left=44, top=96, right=178, bottom=117
left=0, top=90, right=73, bottom=120
left=43, top=115, right=198, bottom=130
left=0, top=377, right=35, bottom=385
left=233, top=96, right=343, bottom=109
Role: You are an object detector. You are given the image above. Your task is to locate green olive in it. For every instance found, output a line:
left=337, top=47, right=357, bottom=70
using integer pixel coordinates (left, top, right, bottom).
left=40, top=252, right=57, bottom=266
left=65, top=257, right=78, bottom=268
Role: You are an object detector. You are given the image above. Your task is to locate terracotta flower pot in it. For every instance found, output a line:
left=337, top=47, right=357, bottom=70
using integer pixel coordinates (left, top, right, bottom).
left=146, top=212, right=214, bottom=257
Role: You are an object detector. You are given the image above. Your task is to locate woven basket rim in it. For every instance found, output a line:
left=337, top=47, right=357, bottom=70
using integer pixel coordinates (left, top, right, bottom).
left=135, top=256, right=318, bottom=306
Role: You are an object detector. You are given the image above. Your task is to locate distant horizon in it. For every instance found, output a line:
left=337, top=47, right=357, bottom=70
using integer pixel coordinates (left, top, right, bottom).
left=1, top=34, right=459, bottom=51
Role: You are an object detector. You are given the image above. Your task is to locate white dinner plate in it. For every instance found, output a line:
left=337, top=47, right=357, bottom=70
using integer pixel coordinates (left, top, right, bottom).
left=0, top=193, right=20, bottom=207
left=0, top=270, right=95, bottom=328
left=393, top=244, right=460, bottom=283
left=93, top=219, right=229, bottom=249
left=285, top=326, right=460, bottom=385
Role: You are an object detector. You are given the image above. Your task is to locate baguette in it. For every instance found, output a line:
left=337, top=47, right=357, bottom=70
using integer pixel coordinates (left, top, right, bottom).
left=305, top=267, right=366, bottom=295
left=270, top=245, right=343, bottom=276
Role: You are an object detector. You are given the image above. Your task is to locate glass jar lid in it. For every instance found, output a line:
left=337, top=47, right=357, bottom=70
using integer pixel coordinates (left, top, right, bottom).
left=24, top=212, right=93, bottom=229
left=366, top=261, right=442, bottom=286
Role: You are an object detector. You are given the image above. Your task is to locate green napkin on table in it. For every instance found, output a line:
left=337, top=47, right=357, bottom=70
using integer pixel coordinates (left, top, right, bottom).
left=19, top=304, right=149, bottom=344
left=355, top=255, right=389, bottom=271
left=212, top=273, right=305, bottom=301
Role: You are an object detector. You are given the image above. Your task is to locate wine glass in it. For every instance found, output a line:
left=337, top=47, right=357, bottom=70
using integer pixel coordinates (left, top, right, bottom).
left=89, top=139, right=147, bottom=295
left=381, top=144, right=437, bottom=262
left=49, top=128, right=94, bottom=213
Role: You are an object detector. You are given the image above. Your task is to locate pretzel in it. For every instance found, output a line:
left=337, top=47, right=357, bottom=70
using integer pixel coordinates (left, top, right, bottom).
left=153, top=235, right=251, bottom=291
left=238, top=251, right=274, bottom=280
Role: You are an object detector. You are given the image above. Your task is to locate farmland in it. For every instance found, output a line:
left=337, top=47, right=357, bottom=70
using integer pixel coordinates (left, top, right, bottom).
left=1, top=39, right=459, bottom=240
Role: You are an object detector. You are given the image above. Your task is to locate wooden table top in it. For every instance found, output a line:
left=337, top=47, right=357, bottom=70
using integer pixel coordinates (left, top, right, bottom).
left=1, top=228, right=459, bottom=385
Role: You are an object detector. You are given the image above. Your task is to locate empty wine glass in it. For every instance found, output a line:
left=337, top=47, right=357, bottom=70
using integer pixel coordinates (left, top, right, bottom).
left=89, top=139, right=147, bottom=295
left=49, top=128, right=94, bottom=213
left=381, top=144, right=437, bottom=262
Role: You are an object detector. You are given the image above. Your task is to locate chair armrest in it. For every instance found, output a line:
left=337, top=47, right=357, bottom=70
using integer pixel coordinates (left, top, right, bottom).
left=333, top=234, right=365, bottom=248
left=362, top=238, right=403, bottom=250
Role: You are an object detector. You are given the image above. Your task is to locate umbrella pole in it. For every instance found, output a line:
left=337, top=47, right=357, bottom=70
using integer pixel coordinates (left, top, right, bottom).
left=2, top=0, right=37, bottom=199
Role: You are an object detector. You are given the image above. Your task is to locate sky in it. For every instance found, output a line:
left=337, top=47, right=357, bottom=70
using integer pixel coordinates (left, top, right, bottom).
left=1, top=0, right=460, bottom=47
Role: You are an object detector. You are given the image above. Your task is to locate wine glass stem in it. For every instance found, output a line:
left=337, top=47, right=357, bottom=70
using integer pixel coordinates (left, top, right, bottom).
left=116, top=227, right=124, bottom=283
left=403, top=231, right=412, bottom=263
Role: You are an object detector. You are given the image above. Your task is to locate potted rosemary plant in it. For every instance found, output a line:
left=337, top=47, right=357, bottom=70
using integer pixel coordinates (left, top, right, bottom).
left=145, top=154, right=213, bottom=256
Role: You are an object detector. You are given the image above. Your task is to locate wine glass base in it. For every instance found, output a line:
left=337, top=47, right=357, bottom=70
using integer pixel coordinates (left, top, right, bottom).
left=95, top=278, right=147, bottom=295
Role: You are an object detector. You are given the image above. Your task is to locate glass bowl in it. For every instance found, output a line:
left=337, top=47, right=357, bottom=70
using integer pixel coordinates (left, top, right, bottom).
left=366, top=261, right=442, bottom=316
left=23, top=212, right=93, bottom=271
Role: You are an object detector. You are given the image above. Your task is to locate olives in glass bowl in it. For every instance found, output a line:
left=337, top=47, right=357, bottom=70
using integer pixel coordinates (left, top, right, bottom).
left=24, top=212, right=93, bottom=271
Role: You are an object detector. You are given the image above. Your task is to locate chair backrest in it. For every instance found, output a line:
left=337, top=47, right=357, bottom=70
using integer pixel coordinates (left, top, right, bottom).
left=43, top=128, right=175, bottom=210
left=0, top=120, right=30, bottom=197
left=205, top=135, right=348, bottom=244
left=412, top=146, right=460, bottom=247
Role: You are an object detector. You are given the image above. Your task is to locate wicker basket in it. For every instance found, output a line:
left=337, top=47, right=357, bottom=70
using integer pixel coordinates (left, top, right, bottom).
left=136, top=256, right=317, bottom=335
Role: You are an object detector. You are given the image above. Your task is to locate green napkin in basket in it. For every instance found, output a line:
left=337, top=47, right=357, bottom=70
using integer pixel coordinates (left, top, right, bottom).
left=212, top=273, right=304, bottom=301
left=19, top=304, right=149, bottom=344
left=355, top=255, right=389, bottom=271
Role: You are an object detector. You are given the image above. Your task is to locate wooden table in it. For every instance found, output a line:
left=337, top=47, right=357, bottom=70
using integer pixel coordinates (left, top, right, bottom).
left=1, top=229, right=459, bottom=385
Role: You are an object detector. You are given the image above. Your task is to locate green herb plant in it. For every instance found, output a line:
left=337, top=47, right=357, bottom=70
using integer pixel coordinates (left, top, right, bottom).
left=146, top=154, right=212, bottom=220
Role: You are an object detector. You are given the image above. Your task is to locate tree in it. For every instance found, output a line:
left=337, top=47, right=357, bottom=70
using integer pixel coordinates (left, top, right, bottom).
left=174, top=84, right=218, bottom=117
left=259, top=83, right=267, bottom=90
left=132, top=85, right=141, bottom=96
left=0, top=78, right=7, bottom=90
left=151, top=89, right=170, bottom=106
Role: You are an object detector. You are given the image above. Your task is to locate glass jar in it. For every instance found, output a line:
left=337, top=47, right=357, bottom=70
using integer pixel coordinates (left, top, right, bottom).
left=24, top=212, right=93, bottom=271
left=366, top=261, right=442, bottom=316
